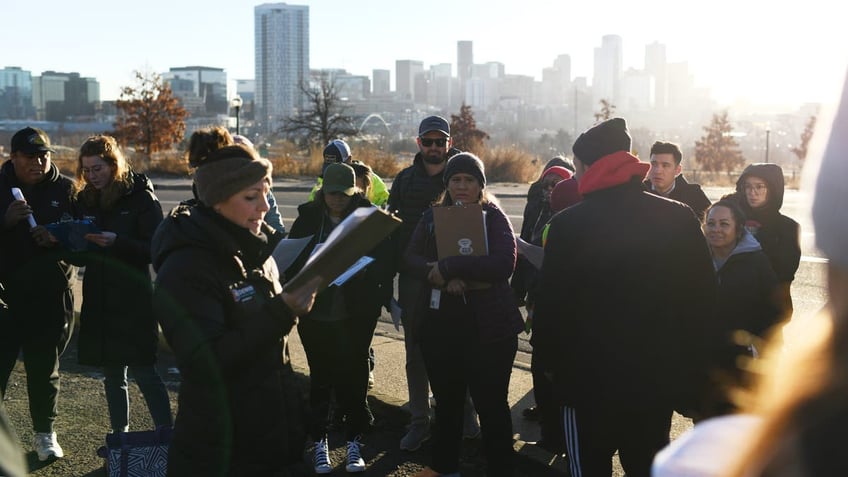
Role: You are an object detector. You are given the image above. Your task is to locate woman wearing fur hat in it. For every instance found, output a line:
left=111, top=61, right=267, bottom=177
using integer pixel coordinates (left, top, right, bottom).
left=286, top=162, right=394, bottom=474
left=730, top=163, right=801, bottom=324
left=72, top=135, right=172, bottom=435
left=405, top=152, right=524, bottom=477
left=151, top=145, right=319, bottom=476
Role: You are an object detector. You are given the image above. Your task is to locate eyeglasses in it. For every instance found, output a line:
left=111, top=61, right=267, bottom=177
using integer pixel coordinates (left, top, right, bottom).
left=419, top=138, right=447, bottom=147
left=744, top=183, right=767, bottom=193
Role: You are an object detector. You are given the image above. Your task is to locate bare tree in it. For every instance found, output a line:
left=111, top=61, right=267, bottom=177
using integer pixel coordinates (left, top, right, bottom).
left=791, top=115, right=817, bottom=161
left=593, top=99, right=616, bottom=122
left=278, top=74, right=358, bottom=147
left=694, top=111, right=745, bottom=174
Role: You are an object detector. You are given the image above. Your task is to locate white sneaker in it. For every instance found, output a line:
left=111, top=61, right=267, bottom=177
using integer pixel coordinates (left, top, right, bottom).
left=313, top=437, right=332, bottom=474
left=33, top=432, right=64, bottom=461
left=345, top=437, right=366, bottom=473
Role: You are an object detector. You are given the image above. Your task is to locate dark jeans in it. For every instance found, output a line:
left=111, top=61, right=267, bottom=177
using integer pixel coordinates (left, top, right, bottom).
left=421, top=332, right=517, bottom=477
left=298, top=315, right=377, bottom=441
left=0, top=286, right=73, bottom=433
left=563, top=404, right=672, bottom=477
left=103, top=365, right=172, bottom=432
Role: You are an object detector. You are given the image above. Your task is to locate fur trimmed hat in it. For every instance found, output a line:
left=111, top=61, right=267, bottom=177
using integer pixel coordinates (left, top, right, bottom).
left=194, top=145, right=272, bottom=206
left=572, top=117, right=632, bottom=166
left=444, top=152, right=486, bottom=187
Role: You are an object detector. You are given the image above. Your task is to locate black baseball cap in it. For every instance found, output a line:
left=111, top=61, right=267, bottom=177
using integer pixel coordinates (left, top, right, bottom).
left=418, top=116, right=450, bottom=137
left=11, top=127, right=54, bottom=154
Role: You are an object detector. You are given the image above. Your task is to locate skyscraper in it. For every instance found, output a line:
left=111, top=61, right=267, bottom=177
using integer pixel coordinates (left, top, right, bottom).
left=645, top=41, right=668, bottom=109
left=457, top=41, right=473, bottom=84
left=593, top=34, right=622, bottom=107
left=396, top=60, right=423, bottom=101
left=255, top=3, right=309, bottom=133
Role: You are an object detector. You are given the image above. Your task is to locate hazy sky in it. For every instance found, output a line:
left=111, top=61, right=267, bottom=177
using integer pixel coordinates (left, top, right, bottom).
left=2, top=0, right=845, bottom=109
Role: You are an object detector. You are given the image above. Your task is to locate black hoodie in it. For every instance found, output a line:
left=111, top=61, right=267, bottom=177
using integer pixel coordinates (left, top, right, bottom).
left=732, top=163, right=801, bottom=284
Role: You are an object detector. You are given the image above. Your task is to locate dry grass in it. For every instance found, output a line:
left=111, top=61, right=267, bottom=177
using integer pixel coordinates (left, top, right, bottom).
left=480, top=145, right=540, bottom=184
left=355, top=144, right=403, bottom=178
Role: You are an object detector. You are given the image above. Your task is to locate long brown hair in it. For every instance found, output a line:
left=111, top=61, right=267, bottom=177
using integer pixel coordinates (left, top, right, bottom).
left=75, top=135, right=132, bottom=210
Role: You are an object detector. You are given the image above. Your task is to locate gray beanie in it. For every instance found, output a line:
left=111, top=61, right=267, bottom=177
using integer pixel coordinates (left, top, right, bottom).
left=444, top=152, right=486, bottom=187
left=813, top=74, right=848, bottom=270
left=194, top=145, right=272, bottom=206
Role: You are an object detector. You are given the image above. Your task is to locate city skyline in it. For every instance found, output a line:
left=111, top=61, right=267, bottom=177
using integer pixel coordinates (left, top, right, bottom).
left=1, top=0, right=845, bottom=110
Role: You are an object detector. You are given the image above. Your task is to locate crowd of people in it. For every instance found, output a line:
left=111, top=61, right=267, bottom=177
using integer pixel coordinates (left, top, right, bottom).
left=0, top=77, right=845, bottom=477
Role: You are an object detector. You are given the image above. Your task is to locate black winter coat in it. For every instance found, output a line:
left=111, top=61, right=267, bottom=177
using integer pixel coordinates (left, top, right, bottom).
left=286, top=196, right=394, bottom=320
left=151, top=204, right=300, bottom=476
left=74, top=173, right=162, bottom=366
left=0, top=160, right=75, bottom=289
left=387, top=153, right=446, bottom=271
left=533, top=180, right=719, bottom=412
left=0, top=160, right=75, bottom=341
left=732, top=163, right=801, bottom=284
left=643, top=174, right=711, bottom=221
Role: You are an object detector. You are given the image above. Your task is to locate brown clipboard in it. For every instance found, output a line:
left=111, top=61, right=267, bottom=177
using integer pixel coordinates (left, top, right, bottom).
left=284, top=206, right=400, bottom=293
left=432, top=204, right=490, bottom=289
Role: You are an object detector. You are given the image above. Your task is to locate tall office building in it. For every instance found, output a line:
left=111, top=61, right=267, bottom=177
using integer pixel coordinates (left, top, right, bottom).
left=645, top=41, right=668, bottom=109
left=0, top=66, right=34, bottom=119
left=457, top=41, right=473, bottom=85
left=372, top=69, right=390, bottom=95
left=255, top=3, right=309, bottom=133
left=396, top=60, right=423, bottom=101
left=593, top=34, right=623, bottom=106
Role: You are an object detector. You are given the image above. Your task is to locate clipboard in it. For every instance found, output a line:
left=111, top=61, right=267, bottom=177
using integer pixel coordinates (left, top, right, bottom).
left=284, top=206, right=400, bottom=293
left=432, top=203, right=488, bottom=259
left=432, top=203, right=490, bottom=290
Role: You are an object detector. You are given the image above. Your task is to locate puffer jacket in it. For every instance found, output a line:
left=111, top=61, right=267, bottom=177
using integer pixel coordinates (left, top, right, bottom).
left=75, top=172, right=162, bottom=366
left=151, top=203, right=300, bottom=476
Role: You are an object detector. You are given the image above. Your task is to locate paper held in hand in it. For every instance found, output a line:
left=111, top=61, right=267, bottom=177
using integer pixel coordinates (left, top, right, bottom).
left=283, top=206, right=400, bottom=293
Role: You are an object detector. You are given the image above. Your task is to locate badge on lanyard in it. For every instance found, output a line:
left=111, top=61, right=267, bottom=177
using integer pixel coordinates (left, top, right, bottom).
left=230, top=283, right=257, bottom=303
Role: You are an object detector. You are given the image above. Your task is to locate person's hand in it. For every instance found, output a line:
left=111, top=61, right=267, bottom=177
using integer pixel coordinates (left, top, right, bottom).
left=4, top=200, right=32, bottom=229
left=30, top=225, right=57, bottom=247
left=85, top=231, right=117, bottom=247
left=282, top=276, right=321, bottom=316
left=445, top=278, right=466, bottom=296
left=426, top=262, right=445, bottom=287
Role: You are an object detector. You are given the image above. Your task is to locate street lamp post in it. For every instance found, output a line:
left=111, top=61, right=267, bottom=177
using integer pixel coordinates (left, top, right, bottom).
left=765, top=128, right=770, bottom=163
left=231, top=95, right=243, bottom=136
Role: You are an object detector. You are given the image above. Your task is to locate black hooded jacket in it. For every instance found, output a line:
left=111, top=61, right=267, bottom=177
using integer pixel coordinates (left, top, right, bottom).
left=0, top=160, right=75, bottom=289
left=643, top=174, right=712, bottom=221
left=151, top=204, right=300, bottom=476
left=74, top=172, right=163, bottom=366
left=730, top=163, right=801, bottom=284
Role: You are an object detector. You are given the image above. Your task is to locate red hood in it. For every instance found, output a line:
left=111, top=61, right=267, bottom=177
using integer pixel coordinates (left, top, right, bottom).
left=578, top=151, right=649, bottom=196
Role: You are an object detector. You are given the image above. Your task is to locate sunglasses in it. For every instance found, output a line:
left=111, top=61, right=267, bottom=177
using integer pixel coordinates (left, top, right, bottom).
left=419, top=138, right=447, bottom=147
